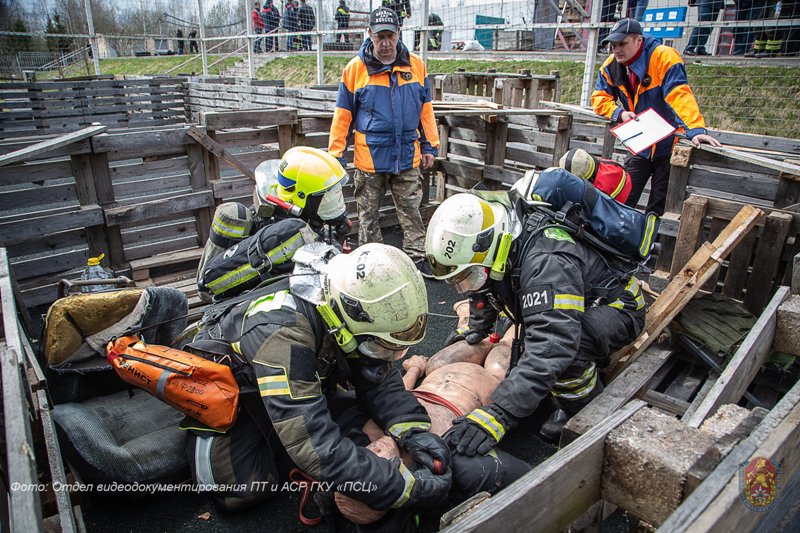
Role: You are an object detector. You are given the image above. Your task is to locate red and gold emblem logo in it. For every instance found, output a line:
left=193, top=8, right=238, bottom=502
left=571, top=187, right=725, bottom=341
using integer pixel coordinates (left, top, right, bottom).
left=739, top=456, right=781, bottom=512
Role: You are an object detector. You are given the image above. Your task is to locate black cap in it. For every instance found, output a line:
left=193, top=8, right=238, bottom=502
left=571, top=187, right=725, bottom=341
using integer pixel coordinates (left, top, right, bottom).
left=369, top=7, right=400, bottom=34
left=603, top=18, right=642, bottom=43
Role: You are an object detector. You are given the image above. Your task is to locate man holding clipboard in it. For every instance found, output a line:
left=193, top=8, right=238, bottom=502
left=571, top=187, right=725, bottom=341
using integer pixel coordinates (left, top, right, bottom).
left=591, top=18, right=721, bottom=216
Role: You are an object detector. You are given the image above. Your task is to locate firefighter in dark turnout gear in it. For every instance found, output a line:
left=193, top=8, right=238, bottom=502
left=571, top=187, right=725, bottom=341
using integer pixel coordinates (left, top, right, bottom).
left=184, top=242, right=452, bottom=515
left=196, top=147, right=353, bottom=302
left=425, top=172, right=647, bottom=447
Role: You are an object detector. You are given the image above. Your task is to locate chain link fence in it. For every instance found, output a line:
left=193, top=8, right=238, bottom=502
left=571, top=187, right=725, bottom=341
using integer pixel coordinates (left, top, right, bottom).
left=1, top=0, right=798, bottom=137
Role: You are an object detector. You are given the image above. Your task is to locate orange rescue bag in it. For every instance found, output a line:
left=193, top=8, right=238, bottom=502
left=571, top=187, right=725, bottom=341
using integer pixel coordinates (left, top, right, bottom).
left=107, top=335, right=239, bottom=431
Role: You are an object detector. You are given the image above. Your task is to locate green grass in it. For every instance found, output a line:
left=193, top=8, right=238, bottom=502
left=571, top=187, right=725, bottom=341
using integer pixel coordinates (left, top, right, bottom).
left=36, top=55, right=240, bottom=80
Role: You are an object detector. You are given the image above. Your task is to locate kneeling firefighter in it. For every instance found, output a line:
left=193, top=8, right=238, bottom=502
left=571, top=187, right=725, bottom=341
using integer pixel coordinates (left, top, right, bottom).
left=425, top=167, right=654, bottom=447
left=184, top=242, right=452, bottom=518
left=196, top=146, right=354, bottom=302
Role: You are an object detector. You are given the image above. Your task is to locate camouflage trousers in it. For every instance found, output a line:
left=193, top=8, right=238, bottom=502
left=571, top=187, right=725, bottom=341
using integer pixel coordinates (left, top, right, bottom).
left=353, top=167, right=425, bottom=261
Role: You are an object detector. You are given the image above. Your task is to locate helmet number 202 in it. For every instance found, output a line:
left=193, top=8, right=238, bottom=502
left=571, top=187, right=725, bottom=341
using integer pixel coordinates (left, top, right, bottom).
left=444, top=239, right=456, bottom=259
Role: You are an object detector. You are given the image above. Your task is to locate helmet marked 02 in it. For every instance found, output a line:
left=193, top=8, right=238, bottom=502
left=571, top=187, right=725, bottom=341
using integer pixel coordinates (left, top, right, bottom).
left=324, top=243, right=428, bottom=359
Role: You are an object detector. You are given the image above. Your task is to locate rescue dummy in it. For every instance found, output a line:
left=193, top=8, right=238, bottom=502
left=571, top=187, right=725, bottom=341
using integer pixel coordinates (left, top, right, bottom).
left=334, top=316, right=530, bottom=525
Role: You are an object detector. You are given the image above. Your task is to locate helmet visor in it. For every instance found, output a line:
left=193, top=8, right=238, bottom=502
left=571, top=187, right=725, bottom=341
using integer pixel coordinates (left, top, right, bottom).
left=357, top=337, right=409, bottom=361
left=449, top=266, right=489, bottom=293
left=428, top=256, right=459, bottom=279
left=387, top=313, right=427, bottom=344
left=315, top=182, right=346, bottom=221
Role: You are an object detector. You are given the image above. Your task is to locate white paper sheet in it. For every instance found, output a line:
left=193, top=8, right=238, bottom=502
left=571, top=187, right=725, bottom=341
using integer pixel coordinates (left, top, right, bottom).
left=610, top=108, right=677, bottom=154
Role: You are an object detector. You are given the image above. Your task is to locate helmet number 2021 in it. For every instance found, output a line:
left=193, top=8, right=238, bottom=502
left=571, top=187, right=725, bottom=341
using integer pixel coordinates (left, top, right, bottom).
left=444, top=239, right=456, bottom=259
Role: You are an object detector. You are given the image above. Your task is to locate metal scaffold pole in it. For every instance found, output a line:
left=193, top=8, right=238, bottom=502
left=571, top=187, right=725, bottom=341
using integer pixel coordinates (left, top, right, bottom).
left=83, top=0, right=101, bottom=75
left=197, top=0, right=208, bottom=77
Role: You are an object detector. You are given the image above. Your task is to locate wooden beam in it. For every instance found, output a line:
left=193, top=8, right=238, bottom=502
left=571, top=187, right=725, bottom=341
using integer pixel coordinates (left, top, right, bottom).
left=684, top=286, right=790, bottom=428
left=0, top=206, right=104, bottom=246
left=688, top=140, right=800, bottom=176
left=199, top=107, right=298, bottom=130
left=742, top=212, right=792, bottom=313
left=104, top=190, right=214, bottom=226
left=607, top=203, right=763, bottom=378
left=187, top=125, right=256, bottom=182
left=440, top=401, right=646, bottom=533
left=0, top=124, right=106, bottom=167
left=668, top=195, right=708, bottom=278
left=563, top=344, right=673, bottom=444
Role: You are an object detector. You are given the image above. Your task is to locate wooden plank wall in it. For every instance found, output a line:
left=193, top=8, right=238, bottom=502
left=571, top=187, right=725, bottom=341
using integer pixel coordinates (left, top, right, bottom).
left=0, top=78, right=189, bottom=139
left=1, top=75, right=798, bottom=312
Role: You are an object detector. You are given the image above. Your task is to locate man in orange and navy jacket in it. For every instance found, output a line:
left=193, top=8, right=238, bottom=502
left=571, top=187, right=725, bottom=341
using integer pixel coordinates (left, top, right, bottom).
left=328, top=6, right=439, bottom=277
left=591, top=18, right=720, bottom=216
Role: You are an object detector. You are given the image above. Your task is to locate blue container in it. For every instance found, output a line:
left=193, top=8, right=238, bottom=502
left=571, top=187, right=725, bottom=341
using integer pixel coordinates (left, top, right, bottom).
left=80, top=253, right=114, bottom=293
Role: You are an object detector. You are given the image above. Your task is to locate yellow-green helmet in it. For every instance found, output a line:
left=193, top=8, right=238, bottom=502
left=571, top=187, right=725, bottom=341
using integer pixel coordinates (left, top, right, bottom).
left=254, top=147, right=349, bottom=221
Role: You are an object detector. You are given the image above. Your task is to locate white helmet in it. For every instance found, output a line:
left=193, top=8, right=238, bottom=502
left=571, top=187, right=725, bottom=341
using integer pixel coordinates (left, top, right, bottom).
left=425, top=193, right=510, bottom=291
left=324, top=243, right=428, bottom=360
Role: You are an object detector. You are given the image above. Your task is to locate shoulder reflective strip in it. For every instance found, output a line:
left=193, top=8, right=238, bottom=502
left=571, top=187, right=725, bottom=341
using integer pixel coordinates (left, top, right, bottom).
left=156, top=369, right=172, bottom=400
left=258, top=375, right=291, bottom=396
left=387, top=421, right=432, bottom=439
left=639, top=214, right=657, bottom=257
left=231, top=341, right=242, bottom=355
left=212, top=218, right=248, bottom=239
left=245, top=289, right=291, bottom=318
left=609, top=170, right=627, bottom=198
left=553, top=294, right=585, bottom=312
left=391, top=462, right=416, bottom=509
left=466, top=409, right=505, bottom=441
left=266, top=232, right=305, bottom=264
left=194, top=435, right=217, bottom=486
left=206, top=263, right=258, bottom=292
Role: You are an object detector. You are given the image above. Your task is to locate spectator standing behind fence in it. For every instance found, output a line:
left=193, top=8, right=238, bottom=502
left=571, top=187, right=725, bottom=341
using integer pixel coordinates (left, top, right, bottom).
left=252, top=2, right=264, bottom=53
left=261, top=0, right=281, bottom=52
left=284, top=0, right=299, bottom=51
left=298, top=0, right=315, bottom=51
left=188, top=29, right=199, bottom=53
left=328, top=7, right=440, bottom=278
left=684, top=0, right=724, bottom=56
left=592, top=18, right=721, bottom=216
left=335, top=0, right=351, bottom=44
left=176, top=29, right=185, bottom=55
left=382, top=0, right=411, bottom=27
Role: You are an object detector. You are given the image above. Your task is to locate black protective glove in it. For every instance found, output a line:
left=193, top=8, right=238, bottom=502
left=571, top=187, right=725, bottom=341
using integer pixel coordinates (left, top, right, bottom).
left=397, top=460, right=452, bottom=510
left=399, top=428, right=451, bottom=474
left=444, top=325, right=488, bottom=346
left=443, top=404, right=515, bottom=457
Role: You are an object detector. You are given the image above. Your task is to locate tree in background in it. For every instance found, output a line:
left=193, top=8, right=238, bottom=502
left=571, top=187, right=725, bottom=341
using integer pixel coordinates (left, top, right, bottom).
left=6, top=18, right=33, bottom=55
left=46, top=14, right=73, bottom=55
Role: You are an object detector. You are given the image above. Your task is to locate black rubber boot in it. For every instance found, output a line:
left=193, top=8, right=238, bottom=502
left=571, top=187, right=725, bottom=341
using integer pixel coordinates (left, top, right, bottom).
left=539, top=408, right=570, bottom=444
left=538, top=380, right=605, bottom=444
